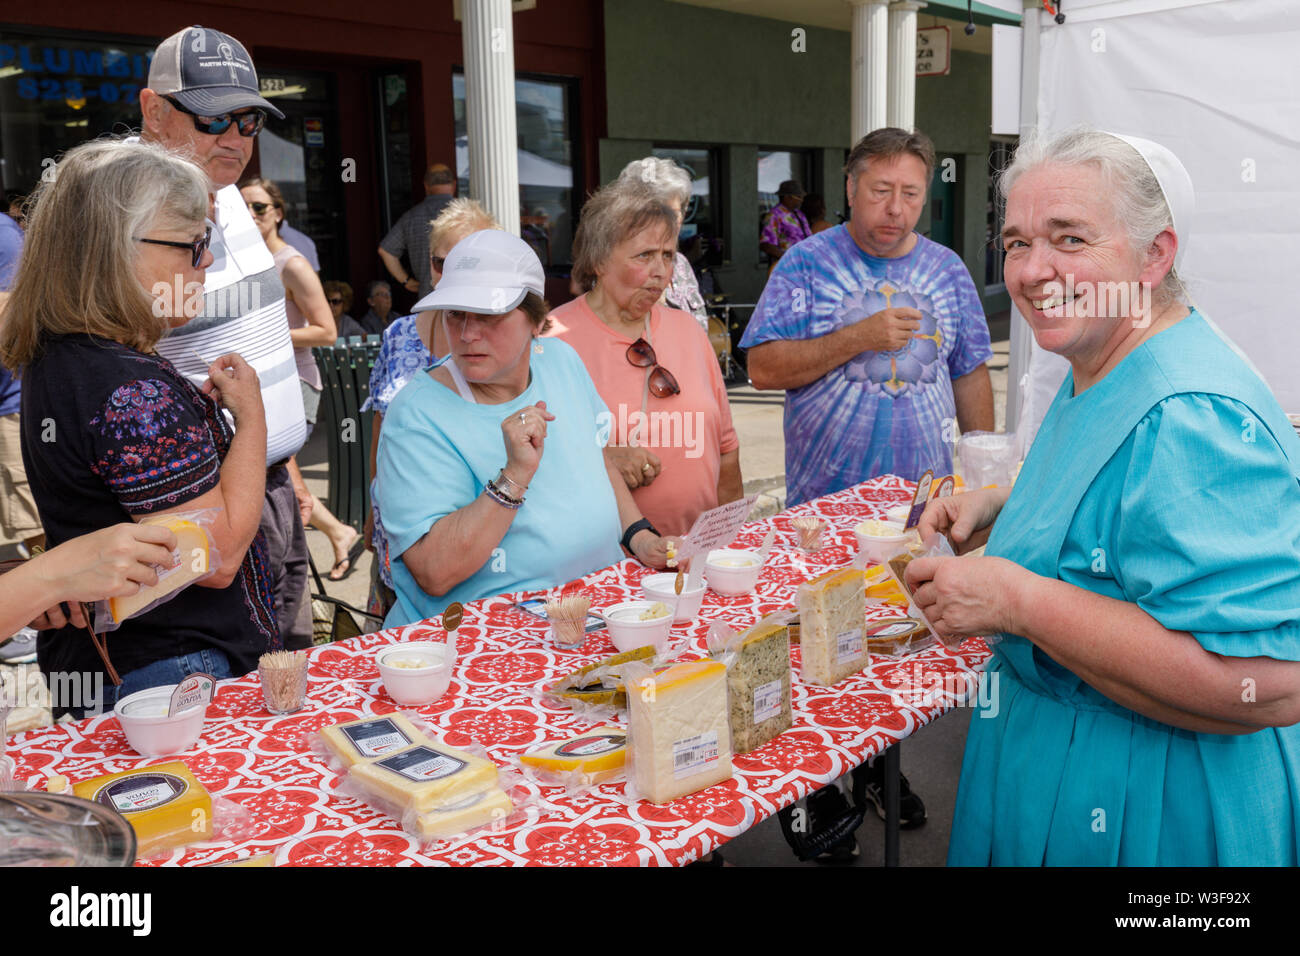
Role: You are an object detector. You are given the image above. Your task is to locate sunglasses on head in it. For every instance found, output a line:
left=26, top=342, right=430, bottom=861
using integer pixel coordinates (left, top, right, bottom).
left=626, top=337, right=681, bottom=398
left=166, top=96, right=266, bottom=137
left=136, top=224, right=213, bottom=268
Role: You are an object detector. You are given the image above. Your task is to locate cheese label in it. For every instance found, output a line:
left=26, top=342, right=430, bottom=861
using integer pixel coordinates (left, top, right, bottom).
left=343, top=717, right=417, bottom=758
left=835, top=628, right=864, bottom=665
left=753, top=679, right=783, bottom=725
left=377, top=746, right=468, bottom=782
left=93, top=773, right=189, bottom=814
left=672, top=731, right=720, bottom=779
left=555, top=733, right=625, bottom=758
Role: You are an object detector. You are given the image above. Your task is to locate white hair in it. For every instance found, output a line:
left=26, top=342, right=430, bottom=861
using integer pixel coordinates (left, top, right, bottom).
left=617, top=157, right=692, bottom=209
left=999, top=127, right=1186, bottom=304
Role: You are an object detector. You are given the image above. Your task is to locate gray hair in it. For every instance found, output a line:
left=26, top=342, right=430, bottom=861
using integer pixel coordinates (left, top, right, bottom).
left=571, top=181, right=677, bottom=292
left=0, top=136, right=209, bottom=370
left=617, top=157, right=692, bottom=210
left=999, top=127, right=1186, bottom=304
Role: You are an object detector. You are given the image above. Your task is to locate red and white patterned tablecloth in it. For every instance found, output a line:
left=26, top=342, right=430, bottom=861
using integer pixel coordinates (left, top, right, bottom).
left=6, top=477, right=991, bottom=866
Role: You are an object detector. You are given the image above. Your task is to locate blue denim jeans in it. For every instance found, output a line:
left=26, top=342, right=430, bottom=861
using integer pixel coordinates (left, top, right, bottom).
left=72, top=648, right=233, bottom=720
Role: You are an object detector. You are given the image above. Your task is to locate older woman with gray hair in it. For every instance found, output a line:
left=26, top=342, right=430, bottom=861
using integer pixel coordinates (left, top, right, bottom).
left=0, top=138, right=273, bottom=717
left=616, top=157, right=708, bottom=330
left=548, top=181, right=741, bottom=538
left=906, top=127, right=1300, bottom=866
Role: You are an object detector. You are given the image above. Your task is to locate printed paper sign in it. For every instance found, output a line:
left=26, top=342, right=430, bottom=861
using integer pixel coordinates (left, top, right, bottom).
left=677, top=494, right=759, bottom=559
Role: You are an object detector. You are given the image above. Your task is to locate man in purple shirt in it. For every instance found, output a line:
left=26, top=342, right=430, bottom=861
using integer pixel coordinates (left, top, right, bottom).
left=760, top=179, right=812, bottom=269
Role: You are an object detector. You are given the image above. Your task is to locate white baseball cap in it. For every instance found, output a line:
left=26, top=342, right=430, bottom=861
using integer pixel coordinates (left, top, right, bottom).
left=413, top=230, right=545, bottom=314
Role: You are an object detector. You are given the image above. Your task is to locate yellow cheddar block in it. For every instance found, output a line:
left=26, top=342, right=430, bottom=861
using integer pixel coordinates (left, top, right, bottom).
left=521, top=727, right=627, bottom=784
left=350, top=741, right=498, bottom=813
left=72, top=760, right=213, bottom=858
left=414, top=787, right=514, bottom=841
left=626, top=660, right=733, bottom=804
left=108, top=517, right=212, bottom=624
left=321, top=713, right=428, bottom=767
left=864, top=564, right=909, bottom=605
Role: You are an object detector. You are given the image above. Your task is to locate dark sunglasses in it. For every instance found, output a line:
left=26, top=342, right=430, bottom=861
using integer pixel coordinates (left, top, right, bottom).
left=136, top=224, right=213, bottom=268
left=430, top=255, right=446, bottom=273
left=246, top=201, right=272, bottom=216
left=626, top=337, right=680, bottom=398
left=166, top=96, right=266, bottom=137
left=327, top=297, right=344, bottom=305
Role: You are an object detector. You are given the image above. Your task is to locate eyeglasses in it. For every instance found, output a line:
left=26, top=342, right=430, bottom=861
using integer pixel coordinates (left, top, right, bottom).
left=430, top=255, right=446, bottom=273
left=246, top=201, right=272, bottom=216
left=135, top=224, right=213, bottom=268
left=327, top=297, right=343, bottom=305
left=165, top=96, right=266, bottom=137
left=626, top=337, right=680, bottom=398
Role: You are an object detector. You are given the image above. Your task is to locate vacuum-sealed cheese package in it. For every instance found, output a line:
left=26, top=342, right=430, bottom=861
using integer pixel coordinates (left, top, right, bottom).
left=797, top=568, right=868, bottom=686
left=707, top=616, right=793, bottom=753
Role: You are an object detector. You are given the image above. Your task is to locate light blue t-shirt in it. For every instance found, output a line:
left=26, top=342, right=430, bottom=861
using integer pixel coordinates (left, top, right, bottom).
left=376, top=338, right=624, bottom=626
left=740, top=227, right=992, bottom=505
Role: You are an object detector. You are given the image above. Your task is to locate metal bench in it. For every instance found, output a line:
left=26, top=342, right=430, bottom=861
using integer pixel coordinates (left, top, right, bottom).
left=312, top=336, right=382, bottom=531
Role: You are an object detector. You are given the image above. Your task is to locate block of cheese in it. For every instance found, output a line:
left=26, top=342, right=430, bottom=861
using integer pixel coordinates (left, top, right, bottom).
left=349, top=741, right=498, bottom=813
left=725, top=621, right=793, bottom=753
left=797, top=568, right=868, bottom=686
left=521, top=727, right=627, bottom=784
left=72, top=760, right=213, bottom=858
left=108, top=517, right=212, bottom=624
left=414, top=787, right=514, bottom=841
left=864, top=564, right=909, bottom=606
left=864, top=617, right=934, bottom=658
left=626, top=660, right=733, bottom=804
left=321, top=713, right=428, bottom=767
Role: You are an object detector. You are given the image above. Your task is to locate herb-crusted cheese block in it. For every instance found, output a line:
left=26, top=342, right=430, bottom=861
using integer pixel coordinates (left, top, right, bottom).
left=726, top=622, right=793, bottom=753
left=350, top=741, right=498, bottom=813
left=797, top=568, right=868, bottom=686
left=321, top=713, right=429, bottom=767
left=626, top=660, right=733, bottom=804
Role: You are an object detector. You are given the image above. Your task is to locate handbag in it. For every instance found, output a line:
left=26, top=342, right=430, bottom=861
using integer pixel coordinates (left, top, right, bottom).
left=307, top=552, right=384, bottom=645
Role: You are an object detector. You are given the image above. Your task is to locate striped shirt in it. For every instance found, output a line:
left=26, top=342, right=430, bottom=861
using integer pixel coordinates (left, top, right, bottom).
left=155, top=185, right=307, bottom=465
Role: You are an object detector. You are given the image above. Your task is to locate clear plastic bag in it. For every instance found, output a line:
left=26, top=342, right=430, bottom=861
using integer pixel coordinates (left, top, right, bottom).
left=517, top=726, right=628, bottom=793
left=796, top=568, right=869, bottom=686
left=622, top=658, right=734, bottom=805
left=91, top=508, right=224, bottom=632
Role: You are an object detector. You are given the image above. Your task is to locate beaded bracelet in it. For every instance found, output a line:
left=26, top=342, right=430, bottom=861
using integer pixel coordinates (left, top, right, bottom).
left=495, top=469, right=528, bottom=498
left=484, top=478, right=523, bottom=510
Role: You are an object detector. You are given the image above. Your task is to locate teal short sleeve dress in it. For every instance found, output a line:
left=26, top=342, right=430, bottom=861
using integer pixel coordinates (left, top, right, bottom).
left=948, top=312, right=1300, bottom=866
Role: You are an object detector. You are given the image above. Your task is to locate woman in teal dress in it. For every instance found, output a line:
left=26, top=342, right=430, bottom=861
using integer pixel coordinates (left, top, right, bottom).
left=909, top=129, right=1300, bottom=866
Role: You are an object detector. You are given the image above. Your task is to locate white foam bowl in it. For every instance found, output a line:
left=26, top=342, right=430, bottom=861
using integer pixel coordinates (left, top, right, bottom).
left=377, top=642, right=453, bottom=706
left=854, top=520, right=913, bottom=566
left=114, top=686, right=208, bottom=757
left=640, top=573, right=706, bottom=623
left=704, top=548, right=762, bottom=596
left=600, top=601, right=673, bottom=654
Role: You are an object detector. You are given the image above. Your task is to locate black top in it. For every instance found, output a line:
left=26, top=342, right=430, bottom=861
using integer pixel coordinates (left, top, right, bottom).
left=21, top=334, right=278, bottom=689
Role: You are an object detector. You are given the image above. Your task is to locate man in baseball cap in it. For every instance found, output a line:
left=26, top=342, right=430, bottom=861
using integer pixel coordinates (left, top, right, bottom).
left=138, top=26, right=313, bottom=652
left=760, top=178, right=811, bottom=270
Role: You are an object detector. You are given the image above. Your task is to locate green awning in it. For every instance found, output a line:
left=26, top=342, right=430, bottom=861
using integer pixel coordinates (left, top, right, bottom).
left=917, top=0, right=1022, bottom=26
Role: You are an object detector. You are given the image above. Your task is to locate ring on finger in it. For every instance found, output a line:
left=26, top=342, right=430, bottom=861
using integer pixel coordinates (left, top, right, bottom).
left=519, top=413, right=527, bottom=426
left=642, top=462, right=652, bottom=473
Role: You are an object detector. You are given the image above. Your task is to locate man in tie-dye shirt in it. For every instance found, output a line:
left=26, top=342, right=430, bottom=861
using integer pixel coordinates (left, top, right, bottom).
left=743, top=128, right=993, bottom=507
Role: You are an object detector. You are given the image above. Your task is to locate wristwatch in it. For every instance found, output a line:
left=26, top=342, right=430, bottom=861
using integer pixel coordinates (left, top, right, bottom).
left=620, top=518, right=660, bottom=552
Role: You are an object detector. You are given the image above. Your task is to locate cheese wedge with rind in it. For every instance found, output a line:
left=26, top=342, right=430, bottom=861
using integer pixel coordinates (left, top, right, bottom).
left=108, top=516, right=213, bottom=624
left=321, top=713, right=428, bottom=767
left=626, top=659, right=733, bottom=804
left=72, top=760, right=213, bottom=858
left=350, top=741, right=498, bottom=813
left=521, top=727, right=627, bottom=783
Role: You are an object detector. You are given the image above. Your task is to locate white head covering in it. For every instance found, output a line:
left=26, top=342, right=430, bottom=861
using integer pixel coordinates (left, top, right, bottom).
left=1106, top=132, right=1195, bottom=269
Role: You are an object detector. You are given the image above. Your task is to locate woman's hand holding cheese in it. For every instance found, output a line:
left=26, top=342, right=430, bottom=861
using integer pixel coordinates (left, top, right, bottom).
left=11, top=524, right=179, bottom=635
left=916, top=486, right=1010, bottom=555
left=906, top=553, right=1027, bottom=644
left=200, top=352, right=264, bottom=426
left=502, top=401, right=554, bottom=485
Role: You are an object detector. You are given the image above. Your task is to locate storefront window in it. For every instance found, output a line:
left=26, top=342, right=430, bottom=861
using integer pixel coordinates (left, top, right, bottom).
left=256, top=68, right=345, bottom=279
left=0, top=29, right=156, bottom=200
left=652, top=146, right=721, bottom=268
left=452, top=72, right=576, bottom=268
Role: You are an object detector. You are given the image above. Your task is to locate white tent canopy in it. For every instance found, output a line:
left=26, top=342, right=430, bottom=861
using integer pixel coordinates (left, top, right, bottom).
left=1007, top=0, right=1300, bottom=432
